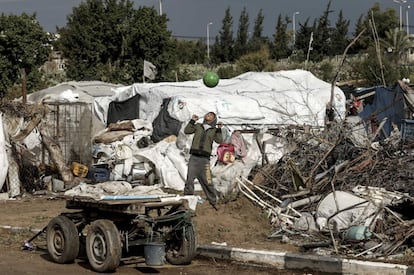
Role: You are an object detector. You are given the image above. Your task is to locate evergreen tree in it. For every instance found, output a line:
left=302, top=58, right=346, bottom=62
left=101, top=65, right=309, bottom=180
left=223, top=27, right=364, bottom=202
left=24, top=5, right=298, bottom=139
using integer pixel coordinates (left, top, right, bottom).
left=175, top=39, right=205, bottom=64
left=350, top=3, right=401, bottom=86
left=312, top=0, right=333, bottom=61
left=352, top=46, right=399, bottom=86
left=350, top=15, right=366, bottom=54
left=369, top=4, right=399, bottom=38
left=248, top=9, right=266, bottom=52
left=234, top=6, right=249, bottom=59
left=212, top=7, right=234, bottom=63
left=350, top=3, right=399, bottom=53
left=272, top=14, right=291, bottom=60
left=128, top=6, right=177, bottom=81
left=57, top=0, right=176, bottom=83
left=330, top=10, right=350, bottom=56
left=295, top=18, right=314, bottom=62
left=0, top=13, right=51, bottom=97
left=236, top=45, right=272, bottom=73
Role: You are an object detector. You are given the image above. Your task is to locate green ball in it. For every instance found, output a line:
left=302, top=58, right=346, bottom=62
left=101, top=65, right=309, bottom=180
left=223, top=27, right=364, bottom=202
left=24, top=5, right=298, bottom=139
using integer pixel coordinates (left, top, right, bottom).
left=203, top=71, right=220, bottom=88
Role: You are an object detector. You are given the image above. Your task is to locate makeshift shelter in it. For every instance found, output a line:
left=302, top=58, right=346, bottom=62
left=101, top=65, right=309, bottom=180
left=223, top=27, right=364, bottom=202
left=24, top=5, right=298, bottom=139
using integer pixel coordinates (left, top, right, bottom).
left=352, top=80, right=414, bottom=140
left=1, top=70, right=346, bottom=197
left=90, top=70, right=347, bottom=193
left=25, top=81, right=124, bottom=165
left=95, top=70, right=346, bottom=128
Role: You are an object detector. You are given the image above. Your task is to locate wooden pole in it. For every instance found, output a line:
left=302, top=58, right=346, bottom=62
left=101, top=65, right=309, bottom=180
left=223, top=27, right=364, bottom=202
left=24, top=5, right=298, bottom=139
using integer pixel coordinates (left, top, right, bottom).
left=20, top=68, right=26, bottom=104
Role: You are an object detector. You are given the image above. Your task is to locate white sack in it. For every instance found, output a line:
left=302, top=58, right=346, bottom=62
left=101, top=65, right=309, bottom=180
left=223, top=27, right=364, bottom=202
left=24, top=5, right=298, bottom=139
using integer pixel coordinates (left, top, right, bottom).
left=136, top=140, right=186, bottom=190
left=316, top=191, right=378, bottom=231
left=114, top=142, right=133, bottom=176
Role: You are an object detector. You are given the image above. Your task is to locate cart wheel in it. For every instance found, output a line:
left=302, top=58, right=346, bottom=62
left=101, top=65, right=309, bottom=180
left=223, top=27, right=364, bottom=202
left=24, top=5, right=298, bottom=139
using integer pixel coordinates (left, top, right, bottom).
left=46, top=215, right=80, bottom=264
left=86, top=219, right=122, bottom=273
left=166, top=222, right=197, bottom=265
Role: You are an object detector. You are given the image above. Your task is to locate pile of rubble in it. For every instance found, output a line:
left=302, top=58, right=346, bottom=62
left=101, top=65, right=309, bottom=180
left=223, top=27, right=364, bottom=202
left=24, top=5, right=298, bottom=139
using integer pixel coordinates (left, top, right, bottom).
left=242, top=120, right=414, bottom=262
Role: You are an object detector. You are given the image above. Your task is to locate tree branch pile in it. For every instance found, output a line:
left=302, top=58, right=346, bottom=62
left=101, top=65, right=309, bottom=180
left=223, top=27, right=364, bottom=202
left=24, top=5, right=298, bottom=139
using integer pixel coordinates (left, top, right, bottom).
left=247, top=120, right=414, bottom=261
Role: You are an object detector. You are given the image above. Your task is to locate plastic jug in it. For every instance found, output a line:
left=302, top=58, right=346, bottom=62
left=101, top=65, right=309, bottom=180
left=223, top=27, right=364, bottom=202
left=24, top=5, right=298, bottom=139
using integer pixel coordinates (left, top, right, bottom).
left=344, top=225, right=372, bottom=241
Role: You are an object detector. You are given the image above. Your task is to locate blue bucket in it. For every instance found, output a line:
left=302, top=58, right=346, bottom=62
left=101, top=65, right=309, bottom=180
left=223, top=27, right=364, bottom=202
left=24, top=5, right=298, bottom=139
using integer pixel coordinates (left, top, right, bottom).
left=144, top=242, right=166, bottom=266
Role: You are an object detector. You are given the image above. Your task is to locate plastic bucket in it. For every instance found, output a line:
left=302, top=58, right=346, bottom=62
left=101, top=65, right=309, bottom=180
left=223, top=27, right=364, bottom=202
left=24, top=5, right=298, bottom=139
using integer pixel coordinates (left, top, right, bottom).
left=144, top=242, right=166, bottom=266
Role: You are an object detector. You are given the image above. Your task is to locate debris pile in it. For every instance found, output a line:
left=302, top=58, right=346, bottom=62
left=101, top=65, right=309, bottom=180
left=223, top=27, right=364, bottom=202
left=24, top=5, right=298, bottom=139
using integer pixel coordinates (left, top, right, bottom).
left=242, top=120, right=414, bottom=262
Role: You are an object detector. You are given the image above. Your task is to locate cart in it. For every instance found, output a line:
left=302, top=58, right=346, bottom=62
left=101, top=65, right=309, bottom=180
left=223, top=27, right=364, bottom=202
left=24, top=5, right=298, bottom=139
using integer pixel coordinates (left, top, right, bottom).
left=45, top=195, right=197, bottom=273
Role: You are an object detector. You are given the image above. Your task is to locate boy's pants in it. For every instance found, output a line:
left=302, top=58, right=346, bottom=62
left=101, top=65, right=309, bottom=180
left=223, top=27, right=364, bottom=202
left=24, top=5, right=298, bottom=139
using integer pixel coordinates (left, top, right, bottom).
left=184, top=155, right=217, bottom=205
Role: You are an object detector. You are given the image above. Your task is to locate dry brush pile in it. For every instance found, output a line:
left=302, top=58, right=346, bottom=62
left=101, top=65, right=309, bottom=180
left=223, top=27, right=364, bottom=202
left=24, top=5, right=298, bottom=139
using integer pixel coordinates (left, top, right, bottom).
left=245, top=120, right=414, bottom=261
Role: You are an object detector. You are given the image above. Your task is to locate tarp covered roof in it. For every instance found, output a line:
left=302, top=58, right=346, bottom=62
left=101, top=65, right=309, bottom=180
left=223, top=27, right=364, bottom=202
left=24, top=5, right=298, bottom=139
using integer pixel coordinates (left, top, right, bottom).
left=6, top=70, right=348, bottom=193
left=94, top=69, right=346, bottom=128
left=27, top=81, right=124, bottom=104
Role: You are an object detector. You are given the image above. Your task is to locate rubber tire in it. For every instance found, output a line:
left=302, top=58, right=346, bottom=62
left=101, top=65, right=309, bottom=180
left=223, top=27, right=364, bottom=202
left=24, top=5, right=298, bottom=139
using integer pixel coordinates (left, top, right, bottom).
left=46, top=215, right=80, bottom=264
left=166, top=222, right=197, bottom=265
left=86, top=219, right=122, bottom=273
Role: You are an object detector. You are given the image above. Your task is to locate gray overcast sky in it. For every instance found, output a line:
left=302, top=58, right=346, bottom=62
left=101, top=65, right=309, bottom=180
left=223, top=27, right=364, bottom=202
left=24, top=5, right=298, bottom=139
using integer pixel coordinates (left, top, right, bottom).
left=0, top=0, right=410, bottom=39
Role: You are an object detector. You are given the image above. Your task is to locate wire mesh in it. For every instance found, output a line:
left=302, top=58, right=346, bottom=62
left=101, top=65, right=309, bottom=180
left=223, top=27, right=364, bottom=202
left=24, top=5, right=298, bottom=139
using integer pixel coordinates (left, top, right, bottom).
left=43, top=102, right=92, bottom=165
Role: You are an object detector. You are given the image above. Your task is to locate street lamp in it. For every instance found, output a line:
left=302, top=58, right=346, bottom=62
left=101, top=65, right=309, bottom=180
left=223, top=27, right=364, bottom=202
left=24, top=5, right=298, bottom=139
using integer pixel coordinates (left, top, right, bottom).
left=394, top=0, right=407, bottom=31
left=207, top=22, right=213, bottom=60
left=293, top=11, right=300, bottom=47
left=407, top=5, right=411, bottom=35
left=158, top=0, right=163, bottom=15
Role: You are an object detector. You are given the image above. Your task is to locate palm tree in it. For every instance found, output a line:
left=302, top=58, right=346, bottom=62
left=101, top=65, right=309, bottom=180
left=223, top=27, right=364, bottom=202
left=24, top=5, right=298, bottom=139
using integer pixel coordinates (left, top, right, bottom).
left=380, top=27, right=411, bottom=65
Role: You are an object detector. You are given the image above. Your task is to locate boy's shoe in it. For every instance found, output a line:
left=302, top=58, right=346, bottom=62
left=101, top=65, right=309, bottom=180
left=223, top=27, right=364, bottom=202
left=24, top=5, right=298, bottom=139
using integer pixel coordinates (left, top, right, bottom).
left=210, top=203, right=219, bottom=211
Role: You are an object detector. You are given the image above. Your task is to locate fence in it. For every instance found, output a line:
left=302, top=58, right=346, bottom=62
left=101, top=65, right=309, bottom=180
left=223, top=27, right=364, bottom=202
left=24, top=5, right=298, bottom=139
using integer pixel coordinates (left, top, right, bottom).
left=43, top=102, right=93, bottom=166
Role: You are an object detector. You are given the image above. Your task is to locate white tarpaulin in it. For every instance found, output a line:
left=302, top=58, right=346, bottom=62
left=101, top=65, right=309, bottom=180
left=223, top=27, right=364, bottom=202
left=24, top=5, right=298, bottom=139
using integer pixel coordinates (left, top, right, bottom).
left=8, top=70, right=346, bottom=195
left=316, top=191, right=378, bottom=231
left=0, top=114, right=9, bottom=191
left=94, top=70, right=346, bottom=127
left=90, top=70, right=346, bottom=193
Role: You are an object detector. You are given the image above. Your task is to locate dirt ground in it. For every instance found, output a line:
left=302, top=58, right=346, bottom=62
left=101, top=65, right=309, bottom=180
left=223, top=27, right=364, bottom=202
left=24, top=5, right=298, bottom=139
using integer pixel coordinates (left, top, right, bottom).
left=0, top=192, right=301, bottom=274
left=0, top=193, right=296, bottom=252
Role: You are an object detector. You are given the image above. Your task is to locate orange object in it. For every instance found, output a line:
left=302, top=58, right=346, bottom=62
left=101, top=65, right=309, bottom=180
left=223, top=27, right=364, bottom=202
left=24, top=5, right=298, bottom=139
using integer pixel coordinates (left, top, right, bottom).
left=71, top=162, right=88, bottom=178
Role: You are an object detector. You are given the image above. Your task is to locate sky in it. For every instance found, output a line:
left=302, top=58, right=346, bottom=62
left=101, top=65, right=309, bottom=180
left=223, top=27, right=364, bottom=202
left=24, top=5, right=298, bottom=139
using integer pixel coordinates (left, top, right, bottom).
left=0, top=0, right=410, bottom=40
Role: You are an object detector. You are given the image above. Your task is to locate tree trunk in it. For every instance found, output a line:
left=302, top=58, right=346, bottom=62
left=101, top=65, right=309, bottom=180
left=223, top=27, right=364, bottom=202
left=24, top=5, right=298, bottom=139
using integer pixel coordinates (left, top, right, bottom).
left=38, top=121, right=73, bottom=185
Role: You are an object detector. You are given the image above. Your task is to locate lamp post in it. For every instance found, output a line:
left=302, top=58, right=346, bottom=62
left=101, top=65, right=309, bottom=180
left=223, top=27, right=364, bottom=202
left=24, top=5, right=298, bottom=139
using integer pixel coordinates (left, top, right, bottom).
left=394, top=0, right=407, bottom=31
left=293, top=11, right=300, bottom=47
left=158, top=0, right=163, bottom=15
left=407, top=5, right=411, bottom=35
left=207, top=22, right=213, bottom=60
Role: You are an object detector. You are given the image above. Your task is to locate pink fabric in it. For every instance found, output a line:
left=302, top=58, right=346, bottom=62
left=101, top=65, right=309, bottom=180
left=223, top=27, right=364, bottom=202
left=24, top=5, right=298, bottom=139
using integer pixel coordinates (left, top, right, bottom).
left=230, top=131, right=247, bottom=158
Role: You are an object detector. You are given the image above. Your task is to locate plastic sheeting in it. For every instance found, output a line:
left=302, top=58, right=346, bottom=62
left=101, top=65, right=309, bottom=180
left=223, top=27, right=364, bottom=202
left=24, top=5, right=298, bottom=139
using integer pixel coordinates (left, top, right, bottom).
left=359, top=85, right=405, bottom=139
left=316, top=191, right=378, bottom=231
left=0, top=114, right=9, bottom=191
left=64, top=181, right=198, bottom=210
left=107, top=94, right=140, bottom=125
left=89, top=71, right=347, bottom=193
left=93, top=70, right=346, bottom=128
left=23, top=72, right=346, bottom=192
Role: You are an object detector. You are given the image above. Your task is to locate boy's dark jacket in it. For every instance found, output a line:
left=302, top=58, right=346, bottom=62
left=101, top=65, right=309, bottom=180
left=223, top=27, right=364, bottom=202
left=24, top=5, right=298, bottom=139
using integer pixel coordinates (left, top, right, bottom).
left=184, top=117, right=223, bottom=157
